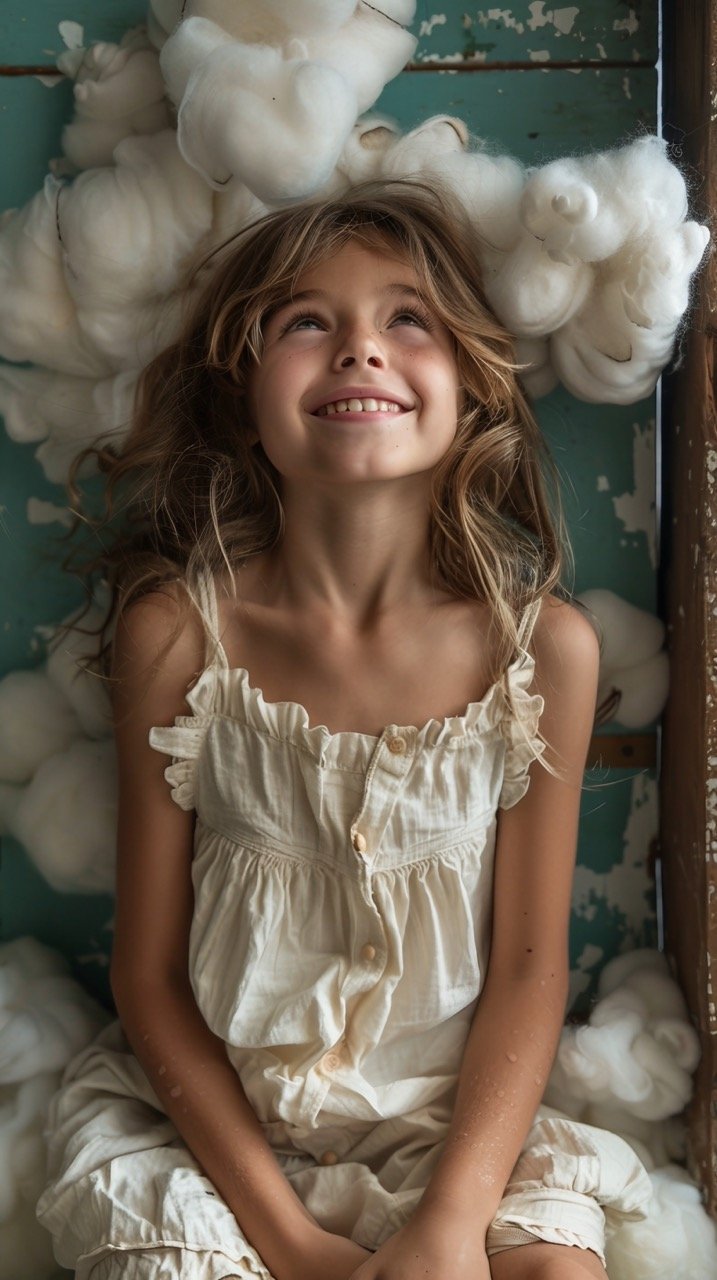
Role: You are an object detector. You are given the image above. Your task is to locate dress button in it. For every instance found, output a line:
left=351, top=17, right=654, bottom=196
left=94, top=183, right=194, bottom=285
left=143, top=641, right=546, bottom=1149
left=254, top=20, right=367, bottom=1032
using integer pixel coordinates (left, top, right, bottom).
left=360, top=943, right=377, bottom=962
left=387, top=735, right=407, bottom=755
left=352, top=830, right=367, bottom=853
left=320, top=1150, right=339, bottom=1166
left=321, top=1052, right=342, bottom=1072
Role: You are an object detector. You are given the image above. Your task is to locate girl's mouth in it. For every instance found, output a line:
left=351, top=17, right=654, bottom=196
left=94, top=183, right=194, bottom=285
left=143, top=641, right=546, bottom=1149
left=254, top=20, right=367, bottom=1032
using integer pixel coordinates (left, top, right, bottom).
left=314, top=398, right=406, bottom=417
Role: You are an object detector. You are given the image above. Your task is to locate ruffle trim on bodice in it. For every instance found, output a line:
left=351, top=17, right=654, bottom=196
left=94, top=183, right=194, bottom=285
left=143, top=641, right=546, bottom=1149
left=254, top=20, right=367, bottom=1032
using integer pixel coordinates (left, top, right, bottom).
left=147, top=644, right=546, bottom=812
left=148, top=696, right=212, bottom=812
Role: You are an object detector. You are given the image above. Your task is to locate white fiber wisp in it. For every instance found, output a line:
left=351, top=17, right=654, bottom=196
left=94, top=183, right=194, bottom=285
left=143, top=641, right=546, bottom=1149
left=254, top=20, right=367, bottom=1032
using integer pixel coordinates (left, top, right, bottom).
left=0, top=366, right=137, bottom=483
left=57, top=27, right=171, bottom=172
left=0, top=938, right=108, bottom=1280
left=159, top=3, right=416, bottom=201
left=577, top=590, right=669, bottom=728
left=605, top=1165, right=717, bottom=1280
left=0, top=604, right=117, bottom=892
left=545, top=950, right=700, bottom=1124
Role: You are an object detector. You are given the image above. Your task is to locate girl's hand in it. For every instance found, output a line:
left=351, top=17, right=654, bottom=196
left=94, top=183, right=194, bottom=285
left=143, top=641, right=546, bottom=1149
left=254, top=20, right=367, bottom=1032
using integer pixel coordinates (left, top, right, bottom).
left=346, top=1199, right=491, bottom=1280
left=290, top=1225, right=373, bottom=1280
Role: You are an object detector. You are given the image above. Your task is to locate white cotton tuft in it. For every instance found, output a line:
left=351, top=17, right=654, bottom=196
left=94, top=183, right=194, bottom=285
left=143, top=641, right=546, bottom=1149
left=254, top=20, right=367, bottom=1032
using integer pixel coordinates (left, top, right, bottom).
left=0, top=1075, right=62, bottom=1278
left=484, top=234, right=594, bottom=337
left=58, top=129, right=213, bottom=369
left=519, top=137, right=690, bottom=264
left=11, top=738, right=117, bottom=893
left=0, top=365, right=137, bottom=482
left=335, top=116, right=401, bottom=187
left=0, top=937, right=108, bottom=1084
left=0, top=938, right=108, bottom=1280
left=0, top=671, right=81, bottom=784
left=545, top=949, right=700, bottom=1123
left=46, top=604, right=114, bottom=740
left=577, top=590, right=668, bottom=728
left=163, top=25, right=359, bottom=199
left=0, top=180, right=114, bottom=377
left=58, top=28, right=171, bottom=171
left=605, top=1165, right=717, bottom=1280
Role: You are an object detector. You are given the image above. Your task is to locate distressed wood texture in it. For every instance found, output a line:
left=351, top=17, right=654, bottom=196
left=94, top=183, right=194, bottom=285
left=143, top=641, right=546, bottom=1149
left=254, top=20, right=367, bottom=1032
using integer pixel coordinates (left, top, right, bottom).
left=661, top=0, right=717, bottom=1214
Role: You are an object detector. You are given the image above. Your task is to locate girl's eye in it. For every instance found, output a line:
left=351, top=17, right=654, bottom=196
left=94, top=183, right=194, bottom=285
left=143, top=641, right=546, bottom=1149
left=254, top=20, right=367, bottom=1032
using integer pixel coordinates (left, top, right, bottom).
left=279, top=310, right=325, bottom=334
left=390, top=306, right=434, bottom=329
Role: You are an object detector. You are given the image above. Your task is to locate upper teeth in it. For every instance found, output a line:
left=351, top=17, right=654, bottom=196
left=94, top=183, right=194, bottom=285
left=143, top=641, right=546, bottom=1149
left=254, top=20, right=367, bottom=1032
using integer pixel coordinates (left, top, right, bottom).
left=316, top=398, right=403, bottom=416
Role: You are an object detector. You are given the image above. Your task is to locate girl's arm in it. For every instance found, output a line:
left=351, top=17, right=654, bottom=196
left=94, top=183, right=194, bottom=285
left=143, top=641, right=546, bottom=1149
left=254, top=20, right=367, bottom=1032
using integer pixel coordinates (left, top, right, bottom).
left=348, top=598, right=600, bottom=1280
left=109, top=591, right=370, bottom=1280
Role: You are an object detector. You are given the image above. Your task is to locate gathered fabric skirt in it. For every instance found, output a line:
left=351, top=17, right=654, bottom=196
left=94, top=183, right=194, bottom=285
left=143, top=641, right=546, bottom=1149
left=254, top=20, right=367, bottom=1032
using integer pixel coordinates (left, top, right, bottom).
left=36, top=1021, right=653, bottom=1278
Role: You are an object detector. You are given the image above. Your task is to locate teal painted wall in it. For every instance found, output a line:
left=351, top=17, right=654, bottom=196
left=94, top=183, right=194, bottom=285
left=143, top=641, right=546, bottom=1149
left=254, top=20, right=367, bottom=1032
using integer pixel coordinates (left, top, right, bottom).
left=0, top=1, right=659, bottom=1016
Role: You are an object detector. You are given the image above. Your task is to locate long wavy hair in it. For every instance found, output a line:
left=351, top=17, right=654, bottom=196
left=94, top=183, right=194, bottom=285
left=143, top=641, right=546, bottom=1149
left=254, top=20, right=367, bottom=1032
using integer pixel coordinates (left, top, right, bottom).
left=60, top=178, right=575, bottom=706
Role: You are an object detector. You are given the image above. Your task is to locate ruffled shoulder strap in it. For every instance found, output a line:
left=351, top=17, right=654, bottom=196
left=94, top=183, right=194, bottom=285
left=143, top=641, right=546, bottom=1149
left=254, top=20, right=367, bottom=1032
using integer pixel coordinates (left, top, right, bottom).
left=183, top=568, right=230, bottom=673
left=147, top=568, right=227, bottom=812
left=498, top=597, right=546, bottom=811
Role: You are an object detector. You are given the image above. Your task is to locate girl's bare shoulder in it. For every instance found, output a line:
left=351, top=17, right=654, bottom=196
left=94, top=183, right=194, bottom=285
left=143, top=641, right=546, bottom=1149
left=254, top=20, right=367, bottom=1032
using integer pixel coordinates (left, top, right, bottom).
left=531, top=593, right=601, bottom=693
left=111, top=580, right=206, bottom=711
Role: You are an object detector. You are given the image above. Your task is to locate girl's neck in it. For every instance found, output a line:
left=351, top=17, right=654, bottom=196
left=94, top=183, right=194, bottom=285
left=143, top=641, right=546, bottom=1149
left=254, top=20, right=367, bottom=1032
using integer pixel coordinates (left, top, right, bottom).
left=251, top=478, right=444, bottom=631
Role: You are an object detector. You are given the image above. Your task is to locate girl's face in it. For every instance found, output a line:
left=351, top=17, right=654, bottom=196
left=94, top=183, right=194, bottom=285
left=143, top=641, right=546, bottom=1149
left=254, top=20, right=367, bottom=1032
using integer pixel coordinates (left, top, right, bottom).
left=247, top=241, right=460, bottom=487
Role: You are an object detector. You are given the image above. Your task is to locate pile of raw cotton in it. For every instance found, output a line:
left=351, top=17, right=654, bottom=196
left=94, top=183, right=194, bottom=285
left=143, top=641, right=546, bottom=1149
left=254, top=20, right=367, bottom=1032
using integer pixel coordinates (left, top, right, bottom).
left=543, top=950, right=717, bottom=1278
left=0, top=937, right=108, bottom=1280
left=0, top=1, right=711, bottom=489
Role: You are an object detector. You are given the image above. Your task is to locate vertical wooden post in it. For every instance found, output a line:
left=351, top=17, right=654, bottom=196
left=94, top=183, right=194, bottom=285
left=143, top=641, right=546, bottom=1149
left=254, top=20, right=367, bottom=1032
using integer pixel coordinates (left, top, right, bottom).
left=661, top=0, right=717, bottom=1214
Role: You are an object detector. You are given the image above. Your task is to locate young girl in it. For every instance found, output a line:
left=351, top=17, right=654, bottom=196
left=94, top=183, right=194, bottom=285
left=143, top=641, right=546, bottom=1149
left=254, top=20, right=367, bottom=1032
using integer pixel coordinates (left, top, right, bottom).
left=37, top=181, right=652, bottom=1280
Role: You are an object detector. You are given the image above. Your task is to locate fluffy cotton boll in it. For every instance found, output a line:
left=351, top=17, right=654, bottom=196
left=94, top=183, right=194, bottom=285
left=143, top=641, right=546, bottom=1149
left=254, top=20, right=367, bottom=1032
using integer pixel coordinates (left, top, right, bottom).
left=0, top=1074, right=60, bottom=1279
left=605, top=1165, right=717, bottom=1280
left=208, top=183, right=267, bottom=254
left=576, top=591, right=668, bottom=727
left=11, top=738, right=117, bottom=893
left=186, top=0, right=359, bottom=43
left=484, top=234, right=593, bottom=338
left=147, top=0, right=181, bottom=49
left=514, top=336, right=559, bottom=398
left=619, top=221, right=710, bottom=330
left=0, top=366, right=136, bottom=482
left=159, top=15, right=235, bottom=106
left=308, top=4, right=417, bottom=115
left=59, top=130, right=213, bottom=322
left=520, top=138, right=691, bottom=264
left=174, top=41, right=358, bottom=200
left=335, top=117, right=400, bottom=186
left=0, top=937, right=108, bottom=1083
left=0, top=671, right=81, bottom=785
left=46, top=604, right=114, bottom=740
left=550, top=278, right=677, bottom=403
left=59, top=35, right=171, bottom=171
left=597, top=948, right=673, bottom=999
left=0, top=180, right=114, bottom=378
left=379, top=114, right=467, bottom=174
left=603, top=650, right=669, bottom=729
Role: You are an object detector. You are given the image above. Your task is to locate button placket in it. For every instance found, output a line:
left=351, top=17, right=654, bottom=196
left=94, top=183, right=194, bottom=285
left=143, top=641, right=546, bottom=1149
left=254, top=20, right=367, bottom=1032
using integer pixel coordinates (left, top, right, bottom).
left=349, top=726, right=417, bottom=871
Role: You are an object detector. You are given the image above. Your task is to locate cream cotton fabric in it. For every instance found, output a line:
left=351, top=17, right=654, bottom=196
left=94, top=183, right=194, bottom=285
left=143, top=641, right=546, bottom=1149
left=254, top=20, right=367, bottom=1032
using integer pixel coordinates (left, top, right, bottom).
left=36, top=571, right=652, bottom=1279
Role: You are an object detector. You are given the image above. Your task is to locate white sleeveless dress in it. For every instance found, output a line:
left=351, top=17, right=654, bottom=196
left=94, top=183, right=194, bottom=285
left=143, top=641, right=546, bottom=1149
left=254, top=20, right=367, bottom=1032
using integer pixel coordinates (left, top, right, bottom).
left=36, top=572, right=651, bottom=1280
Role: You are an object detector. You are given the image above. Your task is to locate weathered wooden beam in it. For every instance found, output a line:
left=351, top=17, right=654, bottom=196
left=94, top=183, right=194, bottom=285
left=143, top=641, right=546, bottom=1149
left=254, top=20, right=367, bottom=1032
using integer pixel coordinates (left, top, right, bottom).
left=661, top=0, right=717, bottom=1217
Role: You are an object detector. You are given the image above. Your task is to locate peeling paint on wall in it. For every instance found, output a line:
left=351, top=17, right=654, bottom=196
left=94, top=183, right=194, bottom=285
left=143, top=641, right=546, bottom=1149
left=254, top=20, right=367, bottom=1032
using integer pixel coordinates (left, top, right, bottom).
left=478, top=8, right=525, bottom=34
left=612, top=419, right=657, bottom=569
left=573, top=772, right=657, bottom=940
left=613, top=10, right=640, bottom=37
left=419, top=13, right=448, bottom=38
left=529, top=49, right=551, bottom=61
left=26, top=497, right=72, bottom=527
left=596, top=475, right=610, bottom=492
left=527, top=4, right=581, bottom=36
left=569, top=941, right=605, bottom=1006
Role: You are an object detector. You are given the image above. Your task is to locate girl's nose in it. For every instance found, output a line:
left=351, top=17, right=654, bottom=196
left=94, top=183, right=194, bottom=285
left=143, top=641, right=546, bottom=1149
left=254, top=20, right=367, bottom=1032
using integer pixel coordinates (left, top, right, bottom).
left=333, top=327, right=385, bottom=370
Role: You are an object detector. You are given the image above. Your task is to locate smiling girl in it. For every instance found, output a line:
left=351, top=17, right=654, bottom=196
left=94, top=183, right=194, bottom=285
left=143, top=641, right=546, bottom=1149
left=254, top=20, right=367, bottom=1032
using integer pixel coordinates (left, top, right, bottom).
left=37, top=183, right=651, bottom=1280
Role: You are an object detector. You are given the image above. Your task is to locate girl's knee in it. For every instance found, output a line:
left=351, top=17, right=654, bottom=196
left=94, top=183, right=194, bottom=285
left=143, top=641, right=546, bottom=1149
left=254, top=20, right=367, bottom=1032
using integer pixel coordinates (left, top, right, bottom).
left=489, top=1241, right=608, bottom=1279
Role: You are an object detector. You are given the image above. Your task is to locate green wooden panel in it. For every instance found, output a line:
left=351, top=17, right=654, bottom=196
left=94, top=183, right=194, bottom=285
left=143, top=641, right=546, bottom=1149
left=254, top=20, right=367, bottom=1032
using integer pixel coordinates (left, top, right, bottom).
left=414, top=0, right=657, bottom=65
left=1, top=2, right=659, bottom=1017
left=1, top=2, right=658, bottom=68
